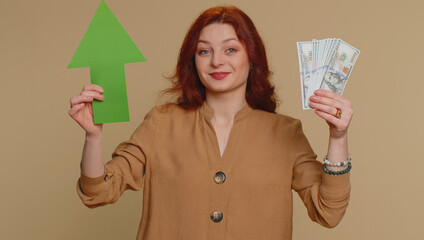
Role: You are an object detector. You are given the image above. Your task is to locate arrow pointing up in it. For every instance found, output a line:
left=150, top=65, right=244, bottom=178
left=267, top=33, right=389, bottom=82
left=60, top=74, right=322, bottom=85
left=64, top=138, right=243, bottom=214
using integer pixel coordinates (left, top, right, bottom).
left=68, top=0, right=146, bottom=124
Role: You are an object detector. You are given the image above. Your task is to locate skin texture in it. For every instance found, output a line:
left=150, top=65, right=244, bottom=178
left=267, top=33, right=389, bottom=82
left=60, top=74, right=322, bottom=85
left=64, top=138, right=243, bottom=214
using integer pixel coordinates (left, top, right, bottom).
left=309, top=89, right=353, bottom=140
left=69, top=84, right=105, bottom=177
left=194, top=23, right=252, bottom=156
left=195, top=23, right=251, bottom=96
left=195, top=23, right=250, bottom=156
left=68, top=84, right=104, bottom=136
left=309, top=89, right=353, bottom=171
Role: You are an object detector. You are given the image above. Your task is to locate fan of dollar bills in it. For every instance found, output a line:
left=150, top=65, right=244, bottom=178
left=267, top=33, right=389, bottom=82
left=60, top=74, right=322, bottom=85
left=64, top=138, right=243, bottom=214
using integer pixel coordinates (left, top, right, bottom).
left=297, top=38, right=360, bottom=110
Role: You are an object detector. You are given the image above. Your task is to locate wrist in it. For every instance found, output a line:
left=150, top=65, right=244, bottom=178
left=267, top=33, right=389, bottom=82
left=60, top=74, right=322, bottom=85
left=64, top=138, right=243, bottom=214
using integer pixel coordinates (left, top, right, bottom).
left=85, top=132, right=102, bottom=141
left=329, top=130, right=348, bottom=141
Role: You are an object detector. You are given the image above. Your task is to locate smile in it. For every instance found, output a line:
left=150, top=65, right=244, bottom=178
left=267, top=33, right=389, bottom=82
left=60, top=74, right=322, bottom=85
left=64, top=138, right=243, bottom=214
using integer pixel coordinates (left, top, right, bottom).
left=209, top=72, right=230, bottom=80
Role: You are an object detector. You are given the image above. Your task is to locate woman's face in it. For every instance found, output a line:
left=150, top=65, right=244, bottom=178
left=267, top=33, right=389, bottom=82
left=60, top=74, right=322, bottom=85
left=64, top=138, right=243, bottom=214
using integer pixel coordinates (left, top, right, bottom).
left=195, top=23, right=250, bottom=96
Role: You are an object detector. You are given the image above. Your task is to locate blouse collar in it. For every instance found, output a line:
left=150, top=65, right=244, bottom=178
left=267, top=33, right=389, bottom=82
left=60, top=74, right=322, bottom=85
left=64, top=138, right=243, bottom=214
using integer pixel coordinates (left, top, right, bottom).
left=199, top=101, right=252, bottom=122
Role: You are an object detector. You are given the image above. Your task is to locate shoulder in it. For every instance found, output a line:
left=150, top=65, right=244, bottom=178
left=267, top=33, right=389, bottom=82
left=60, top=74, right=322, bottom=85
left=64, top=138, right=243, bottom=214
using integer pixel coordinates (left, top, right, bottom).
left=250, top=108, right=303, bottom=130
left=132, top=104, right=194, bottom=135
left=144, top=103, right=196, bottom=124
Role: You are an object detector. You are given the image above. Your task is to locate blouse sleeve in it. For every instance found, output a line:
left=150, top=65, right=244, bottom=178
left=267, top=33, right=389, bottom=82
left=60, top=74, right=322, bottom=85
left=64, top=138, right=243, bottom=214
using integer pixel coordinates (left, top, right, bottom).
left=290, top=119, right=351, bottom=228
left=76, top=107, right=157, bottom=208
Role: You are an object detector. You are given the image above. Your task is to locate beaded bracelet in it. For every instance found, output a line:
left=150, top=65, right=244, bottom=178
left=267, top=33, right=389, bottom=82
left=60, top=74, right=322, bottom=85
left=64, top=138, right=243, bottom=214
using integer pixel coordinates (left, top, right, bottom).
left=322, top=162, right=352, bottom=175
left=323, top=155, right=351, bottom=167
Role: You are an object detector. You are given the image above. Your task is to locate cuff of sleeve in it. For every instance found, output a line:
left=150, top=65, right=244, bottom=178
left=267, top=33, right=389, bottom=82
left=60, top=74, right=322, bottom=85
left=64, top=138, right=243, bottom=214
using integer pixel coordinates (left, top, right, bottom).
left=320, top=171, right=351, bottom=198
left=78, top=170, right=107, bottom=196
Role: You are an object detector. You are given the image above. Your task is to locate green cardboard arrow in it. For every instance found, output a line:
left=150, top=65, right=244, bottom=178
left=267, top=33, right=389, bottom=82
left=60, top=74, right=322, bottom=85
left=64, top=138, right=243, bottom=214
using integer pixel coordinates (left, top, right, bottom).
left=68, top=0, right=146, bottom=124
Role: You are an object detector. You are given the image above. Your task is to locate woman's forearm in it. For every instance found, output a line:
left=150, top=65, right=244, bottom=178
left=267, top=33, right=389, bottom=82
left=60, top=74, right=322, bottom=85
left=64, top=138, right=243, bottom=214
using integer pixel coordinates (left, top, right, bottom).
left=325, top=134, right=349, bottom=171
left=81, top=133, right=105, bottom=178
left=308, top=89, right=353, bottom=172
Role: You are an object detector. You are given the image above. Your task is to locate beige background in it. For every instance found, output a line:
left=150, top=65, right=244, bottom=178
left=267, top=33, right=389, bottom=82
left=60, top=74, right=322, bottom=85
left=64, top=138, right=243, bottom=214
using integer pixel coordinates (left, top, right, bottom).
left=1, top=0, right=423, bottom=239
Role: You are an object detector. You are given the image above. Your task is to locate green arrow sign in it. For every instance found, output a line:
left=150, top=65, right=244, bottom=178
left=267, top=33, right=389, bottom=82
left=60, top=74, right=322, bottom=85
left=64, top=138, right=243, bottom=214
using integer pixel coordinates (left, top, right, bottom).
left=68, top=0, right=146, bottom=124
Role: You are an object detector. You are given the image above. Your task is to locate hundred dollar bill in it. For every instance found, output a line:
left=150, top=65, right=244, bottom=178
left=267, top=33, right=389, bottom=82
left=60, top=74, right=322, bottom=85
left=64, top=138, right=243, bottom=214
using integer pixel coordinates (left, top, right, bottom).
left=296, top=41, right=313, bottom=109
left=308, top=39, right=323, bottom=100
left=306, top=39, right=324, bottom=108
left=315, top=39, right=339, bottom=94
left=319, top=39, right=360, bottom=95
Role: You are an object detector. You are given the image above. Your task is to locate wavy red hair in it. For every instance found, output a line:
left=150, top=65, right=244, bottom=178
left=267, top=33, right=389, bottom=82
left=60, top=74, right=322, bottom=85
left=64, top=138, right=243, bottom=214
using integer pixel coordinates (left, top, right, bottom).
left=164, top=6, right=278, bottom=113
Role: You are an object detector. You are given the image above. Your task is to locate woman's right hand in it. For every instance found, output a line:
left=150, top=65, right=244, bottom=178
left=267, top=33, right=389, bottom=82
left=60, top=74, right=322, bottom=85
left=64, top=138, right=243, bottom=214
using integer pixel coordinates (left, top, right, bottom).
left=68, top=84, right=105, bottom=136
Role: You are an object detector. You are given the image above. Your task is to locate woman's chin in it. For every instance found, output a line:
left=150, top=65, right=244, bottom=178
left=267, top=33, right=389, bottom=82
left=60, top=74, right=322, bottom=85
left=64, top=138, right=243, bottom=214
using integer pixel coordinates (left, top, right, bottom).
left=202, top=79, right=247, bottom=96
left=204, top=82, right=231, bottom=93
left=206, top=85, right=246, bottom=96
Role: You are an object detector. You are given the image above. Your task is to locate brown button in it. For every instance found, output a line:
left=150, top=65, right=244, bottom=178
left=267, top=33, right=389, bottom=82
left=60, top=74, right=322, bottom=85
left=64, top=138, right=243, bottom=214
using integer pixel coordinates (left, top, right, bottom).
left=213, top=171, right=226, bottom=184
left=210, top=210, right=223, bottom=223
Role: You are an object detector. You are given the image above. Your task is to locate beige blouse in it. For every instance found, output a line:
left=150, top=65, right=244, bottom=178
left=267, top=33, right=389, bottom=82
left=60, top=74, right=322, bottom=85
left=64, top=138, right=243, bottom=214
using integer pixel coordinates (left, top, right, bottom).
left=77, top=102, right=351, bottom=240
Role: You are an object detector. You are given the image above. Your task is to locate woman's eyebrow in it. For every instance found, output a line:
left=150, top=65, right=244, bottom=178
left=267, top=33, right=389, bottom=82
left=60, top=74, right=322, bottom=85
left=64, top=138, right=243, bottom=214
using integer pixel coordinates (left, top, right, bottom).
left=222, top=38, right=238, bottom=43
left=198, top=38, right=238, bottom=44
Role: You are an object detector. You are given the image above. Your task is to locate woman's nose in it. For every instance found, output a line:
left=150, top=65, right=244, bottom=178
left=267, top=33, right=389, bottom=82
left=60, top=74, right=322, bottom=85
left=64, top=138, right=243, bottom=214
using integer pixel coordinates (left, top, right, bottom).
left=211, top=53, right=224, bottom=68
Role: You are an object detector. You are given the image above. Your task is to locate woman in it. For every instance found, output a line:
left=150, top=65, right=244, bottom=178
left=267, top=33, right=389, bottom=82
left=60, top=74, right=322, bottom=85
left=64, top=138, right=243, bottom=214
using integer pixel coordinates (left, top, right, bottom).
left=69, top=6, right=353, bottom=240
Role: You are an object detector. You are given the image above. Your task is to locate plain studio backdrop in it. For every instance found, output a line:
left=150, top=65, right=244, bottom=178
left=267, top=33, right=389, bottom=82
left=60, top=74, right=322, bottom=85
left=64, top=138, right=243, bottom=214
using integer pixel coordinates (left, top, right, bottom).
left=1, top=0, right=423, bottom=239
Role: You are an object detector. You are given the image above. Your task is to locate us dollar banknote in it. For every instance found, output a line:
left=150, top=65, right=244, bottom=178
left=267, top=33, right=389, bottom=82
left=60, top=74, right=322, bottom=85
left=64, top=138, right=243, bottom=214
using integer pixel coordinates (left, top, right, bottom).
left=319, top=40, right=360, bottom=95
left=296, top=41, right=313, bottom=109
left=297, top=38, right=360, bottom=110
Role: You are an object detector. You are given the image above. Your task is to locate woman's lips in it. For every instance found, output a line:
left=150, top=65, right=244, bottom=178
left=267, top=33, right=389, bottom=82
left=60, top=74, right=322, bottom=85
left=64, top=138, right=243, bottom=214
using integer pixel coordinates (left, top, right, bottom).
left=209, top=72, right=230, bottom=80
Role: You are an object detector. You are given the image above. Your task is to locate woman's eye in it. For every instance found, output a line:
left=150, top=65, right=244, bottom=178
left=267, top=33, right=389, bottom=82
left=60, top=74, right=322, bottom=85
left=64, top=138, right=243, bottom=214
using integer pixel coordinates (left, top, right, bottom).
left=226, top=48, right=236, bottom=53
left=198, top=49, right=210, bottom=55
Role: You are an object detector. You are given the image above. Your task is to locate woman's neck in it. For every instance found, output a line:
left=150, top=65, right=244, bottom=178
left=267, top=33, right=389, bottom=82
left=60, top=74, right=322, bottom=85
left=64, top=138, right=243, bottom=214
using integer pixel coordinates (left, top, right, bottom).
left=205, top=91, right=247, bottom=124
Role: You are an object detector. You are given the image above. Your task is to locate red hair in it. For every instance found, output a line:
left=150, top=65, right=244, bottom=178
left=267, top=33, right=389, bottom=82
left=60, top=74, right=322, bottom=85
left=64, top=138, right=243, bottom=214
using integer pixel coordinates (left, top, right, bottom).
left=164, top=6, right=278, bottom=113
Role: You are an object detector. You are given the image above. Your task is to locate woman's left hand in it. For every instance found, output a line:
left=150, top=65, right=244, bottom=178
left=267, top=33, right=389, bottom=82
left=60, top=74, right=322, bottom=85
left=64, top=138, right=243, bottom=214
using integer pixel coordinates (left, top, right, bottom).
left=309, top=89, right=353, bottom=139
